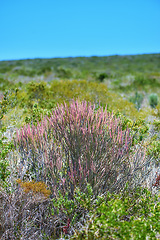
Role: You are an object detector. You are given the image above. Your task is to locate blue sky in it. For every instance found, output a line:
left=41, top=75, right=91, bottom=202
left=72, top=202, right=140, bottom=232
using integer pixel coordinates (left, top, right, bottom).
left=0, top=0, right=160, bottom=60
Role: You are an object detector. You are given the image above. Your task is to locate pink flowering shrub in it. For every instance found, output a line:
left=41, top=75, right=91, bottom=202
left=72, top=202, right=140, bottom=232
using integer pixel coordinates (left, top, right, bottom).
left=15, top=100, right=146, bottom=197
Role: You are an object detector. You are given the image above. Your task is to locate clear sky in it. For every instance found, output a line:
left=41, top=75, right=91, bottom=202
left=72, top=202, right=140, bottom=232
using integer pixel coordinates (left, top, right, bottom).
left=0, top=0, right=160, bottom=60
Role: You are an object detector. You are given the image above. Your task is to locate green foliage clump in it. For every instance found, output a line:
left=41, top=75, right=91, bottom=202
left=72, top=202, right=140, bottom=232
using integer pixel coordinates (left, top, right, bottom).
left=0, top=89, right=18, bottom=125
left=1, top=79, right=148, bottom=125
left=0, top=158, right=10, bottom=183
left=49, top=79, right=141, bottom=119
left=36, top=66, right=52, bottom=75
left=0, top=77, right=14, bottom=91
left=27, top=81, right=47, bottom=100
left=56, top=66, right=73, bottom=78
left=72, top=187, right=160, bottom=240
left=12, top=67, right=37, bottom=77
left=25, top=103, right=52, bottom=125
left=97, top=72, right=109, bottom=82
left=0, top=91, right=10, bottom=122
left=19, top=81, right=52, bottom=109
left=133, top=74, right=160, bottom=88
left=145, top=119, right=160, bottom=160
left=149, top=93, right=158, bottom=108
left=147, top=140, right=160, bottom=160
left=131, top=118, right=149, bottom=143
left=52, top=183, right=94, bottom=227
left=119, top=116, right=149, bottom=143
left=153, top=119, right=160, bottom=132
left=0, top=65, right=13, bottom=73
left=0, top=128, right=13, bottom=183
left=129, top=91, right=143, bottom=110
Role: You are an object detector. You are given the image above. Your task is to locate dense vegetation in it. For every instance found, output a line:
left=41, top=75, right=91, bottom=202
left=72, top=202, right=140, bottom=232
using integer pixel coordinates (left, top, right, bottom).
left=0, top=54, right=160, bottom=239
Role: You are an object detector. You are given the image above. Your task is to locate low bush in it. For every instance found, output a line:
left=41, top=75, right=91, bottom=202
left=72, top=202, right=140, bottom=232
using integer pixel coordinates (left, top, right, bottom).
left=97, top=72, right=109, bottom=82
left=2, top=79, right=144, bottom=123
left=15, top=100, right=150, bottom=198
left=0, top=185, right=57, bottom=239
left=129, top=92, right=143, bottom=110
left=72, top=187, right=160, bottom=240
left=56, top=66, right=73, bottom=78
left=0, top=128, right=14, bottom=185
left=16, top=179, right=51, bottom=198
left=149, top=93, right=158, bottom=108
left=133, top=74, right=160, bottom=88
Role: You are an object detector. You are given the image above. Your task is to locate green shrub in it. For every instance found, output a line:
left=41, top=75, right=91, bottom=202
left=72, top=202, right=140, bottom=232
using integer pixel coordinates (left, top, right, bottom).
left=49, top=79, right=141, bottom=119
left=147, top=140, right=160, bottom=160
left=24, top=103, right=52, bottom=125
left=0, top=66, right=13, bottom=73
left=153, top=119, right=160, bottom=132
left=149, top=93, right=158, bottom=108
left=51, top=183, right=95, bottom=233
left=129, top=92, right=143, bottom=110
left=56, top=66, right=73, bottom=78
left=12, top=67, right=37, bottom=77
left=154, top=105, right=160, bottom=117
left=3, top=79, right=143, bottom=121
left=97, top=72, right=109, bottom=82
left=0, top=159, right=10, bottom=183
left=27, top=81, right=47, bottom=100
left=133, top=74, right=160, bottom=87
left=72, top=188, right=160, bottom=240
left=23, top=81, right=52, bottom=109
left=118, top=115, right=149, bottom=144
left=0, top=77, right=13, bottom=91
left=0, top=128, right=13, bottom=184
left=37, top=66, right=52, bottom=75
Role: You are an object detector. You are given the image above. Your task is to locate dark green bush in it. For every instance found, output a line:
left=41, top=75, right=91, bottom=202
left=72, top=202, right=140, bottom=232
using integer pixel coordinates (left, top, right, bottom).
left=56, top=66, right=73, bottom=78
left=149, top=93, right=158, bottom=108
left=37, top=66, right=52, bottom=75
left=97, top=72, right=109, bottom=82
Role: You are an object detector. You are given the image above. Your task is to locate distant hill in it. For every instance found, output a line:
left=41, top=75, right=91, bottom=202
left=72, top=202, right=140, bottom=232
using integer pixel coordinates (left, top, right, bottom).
left=0, top=53, right=160, bottom=80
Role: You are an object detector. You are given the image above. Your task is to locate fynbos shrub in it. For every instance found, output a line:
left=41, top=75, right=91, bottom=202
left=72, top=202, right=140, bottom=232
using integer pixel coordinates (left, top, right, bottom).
left=15, top=100, right=147, bottom=198
left=149, top=93, right=158, bottom=108
left=129, top=92, right=143, bottom=110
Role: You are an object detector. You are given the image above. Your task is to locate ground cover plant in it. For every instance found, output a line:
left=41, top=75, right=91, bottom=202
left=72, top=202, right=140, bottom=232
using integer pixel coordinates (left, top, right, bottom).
left=0, top=54, right=160, bottom=239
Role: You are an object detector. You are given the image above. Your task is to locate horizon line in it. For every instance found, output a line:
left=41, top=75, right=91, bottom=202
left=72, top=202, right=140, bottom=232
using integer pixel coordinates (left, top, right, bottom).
left=0, top=52, right=160, bottom=62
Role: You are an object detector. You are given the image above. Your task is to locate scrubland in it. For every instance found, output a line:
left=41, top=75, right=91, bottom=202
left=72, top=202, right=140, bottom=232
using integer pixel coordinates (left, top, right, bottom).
left=0, top=54, right=160, bottom=239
